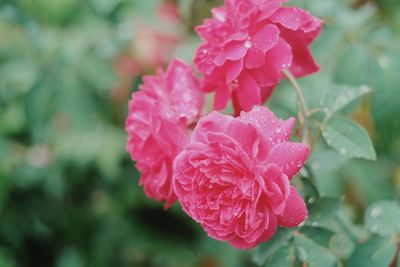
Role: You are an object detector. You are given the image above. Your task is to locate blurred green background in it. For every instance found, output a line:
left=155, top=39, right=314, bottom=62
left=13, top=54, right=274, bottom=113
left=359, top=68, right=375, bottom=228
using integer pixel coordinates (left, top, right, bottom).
left=0, top=0, right=400, bottom=266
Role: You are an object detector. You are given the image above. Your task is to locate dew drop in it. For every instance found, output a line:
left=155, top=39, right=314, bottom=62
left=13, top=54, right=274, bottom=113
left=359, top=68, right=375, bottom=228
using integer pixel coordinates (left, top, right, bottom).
left=360, top=85, right=370, bottom=93
left=340, top=148, right=347, bottom=154
left=312, top=162, right=320, bottom=170
left=370, top=207, right=381, bottom=218
left=214, top=11, right=226, bottom=22
left=244, top=40, right=252, bottom=48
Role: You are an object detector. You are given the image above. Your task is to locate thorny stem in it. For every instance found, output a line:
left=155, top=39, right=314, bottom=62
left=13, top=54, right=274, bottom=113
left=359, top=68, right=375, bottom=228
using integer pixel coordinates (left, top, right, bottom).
left=283, top=70, right=310, bottom=145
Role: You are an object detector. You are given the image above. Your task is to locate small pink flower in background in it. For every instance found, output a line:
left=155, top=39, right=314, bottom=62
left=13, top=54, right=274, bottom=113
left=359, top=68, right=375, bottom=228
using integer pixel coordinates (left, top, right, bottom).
left=112, top=2, right=184, bottom=108
left=131, top=2, right=185, bottom=71
left=126, top=58, right=204, bottom=207
left=111, top=55, right=142, bottom=103
left=173, top=106, right=309, bottom=249
left=156, top=2, right=182, bottom=23
left=194, top=0, right=322, bottom=113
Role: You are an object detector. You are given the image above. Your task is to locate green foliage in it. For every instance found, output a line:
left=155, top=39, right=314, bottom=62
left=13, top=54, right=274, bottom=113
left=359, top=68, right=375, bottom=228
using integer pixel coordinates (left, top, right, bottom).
left=253, top=228, right=292, bottom=265
left=345, top=236, right=397, bottom=267
left=307, top=197, right=341, bottom=224
left=321, top=85, right=371, bottom=115
left=322, top=116, right=376, bottom=160
left=253, top=225, right=338, bottom=267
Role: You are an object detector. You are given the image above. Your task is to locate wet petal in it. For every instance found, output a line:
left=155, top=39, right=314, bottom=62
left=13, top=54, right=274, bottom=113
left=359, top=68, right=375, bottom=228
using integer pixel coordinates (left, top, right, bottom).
left=267, top=142, right=310, bottom=179
left=235, top=72, right=261, bottom=112
left=252, top=24, right=279, bottom=53
left=214, top=42, right=248, bottom=66
left=277, top=186, right=308, bottom=227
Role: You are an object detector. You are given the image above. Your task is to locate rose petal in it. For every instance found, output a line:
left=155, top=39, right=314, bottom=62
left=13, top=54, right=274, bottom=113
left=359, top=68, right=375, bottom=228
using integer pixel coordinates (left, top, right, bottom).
left=277, top=186, right=308, bottom=227
left=214, top=41, right=248, bottom=66
left=214, top=83, right=231, bottom=110
left=239, top=105, right=281, bottom=135
left=227, top=119, right=259, bottom=156
left=252, top=24, right=279, bottom=53
left=249, top=37, right=292, bottom=88
left=245, top=47, right=265, bottom=69
left=267, top=117, right=296, bottom=145
left=235, top=71, right=261, bottom=112
left=267, top=142, right=310, bottom=179
left=192, top=111, right=233, bottom=143
left=229, top=211, right=277, bottom=249
left=270, top=7, right=323, bottom=77
left=270, top=7, right=318, bottom=31
left=226, top=59, right=244, bottom=83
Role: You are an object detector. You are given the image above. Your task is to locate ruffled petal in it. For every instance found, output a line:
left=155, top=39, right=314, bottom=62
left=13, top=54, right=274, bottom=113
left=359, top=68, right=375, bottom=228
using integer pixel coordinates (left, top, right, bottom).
left=214, top=41, right=248, bottom=66
left=227, top=119, right=259, bottom=156
left=267, top=142, right=309, bottom=179
left=252, top=24, right=280, bottom=53
left=250, top=37, right=293, bottom=87
left=191, top=111, right=233, bottom=143
left=245, top=47, right=265, bottom=69
left=270, top=7, right=323, bottom=77
left=277, top=186, right=308, bottom=227
left=214, top=83, right=231, bottom=110
left=229, top=211, right=277, bottom=249
left=234, top=71, right=262, bottom=112
left=225, top=59, right=244, bottom=83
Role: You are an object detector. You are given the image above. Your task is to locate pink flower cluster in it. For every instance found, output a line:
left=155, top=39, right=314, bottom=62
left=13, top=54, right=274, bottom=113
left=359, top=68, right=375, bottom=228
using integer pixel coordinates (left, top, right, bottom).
left=195, top=0, right=322, bottom=113
left=126, top=59, right=203, bottom=207
left=125, top=0, right=322, bottom=249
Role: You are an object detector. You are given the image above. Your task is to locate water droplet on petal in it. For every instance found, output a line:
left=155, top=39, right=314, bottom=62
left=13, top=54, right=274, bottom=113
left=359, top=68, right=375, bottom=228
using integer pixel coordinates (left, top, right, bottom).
left=244, top=40, right=252, bottom=48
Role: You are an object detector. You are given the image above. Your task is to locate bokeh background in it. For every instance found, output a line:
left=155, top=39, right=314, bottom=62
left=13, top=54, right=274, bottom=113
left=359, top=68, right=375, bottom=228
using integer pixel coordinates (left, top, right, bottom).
left=0, top=0, right=400, bottom=266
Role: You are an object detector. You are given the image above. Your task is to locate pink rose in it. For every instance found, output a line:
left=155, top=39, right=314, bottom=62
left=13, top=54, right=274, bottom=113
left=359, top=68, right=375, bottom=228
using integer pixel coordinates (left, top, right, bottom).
left=126, top=58, right=204, bottom=207
left=194, top=0, right=322, bottom=113
left=173, top=106, right=309, bottom=249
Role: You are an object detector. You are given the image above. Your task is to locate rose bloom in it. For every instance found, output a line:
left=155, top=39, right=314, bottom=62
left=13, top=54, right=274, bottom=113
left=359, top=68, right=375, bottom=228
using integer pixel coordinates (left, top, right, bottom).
left=126, top=58, right=203, bottom=207
left=173, top=106, right=309, bottom=249
left=194, top=0, right=323, bottom=113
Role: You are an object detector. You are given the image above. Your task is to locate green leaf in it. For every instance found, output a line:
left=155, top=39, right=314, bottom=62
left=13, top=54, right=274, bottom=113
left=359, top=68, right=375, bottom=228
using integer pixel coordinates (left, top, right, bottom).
left=300, top=177, right=320, bottom=202
left=371, top=49, right=400, bottom=154
left=365, top=200, right=400, bottom=237
left=252, top=228, right=292, bottom=265
left=321, top=84, right=371, bottom=114
left=308, top=142, right=351, bottom=176
left=90, top=0, right=122, bottom=15
left=322, top=115, right=376, bottom=160
left=0, top=248, right=15, bottom=267
left=307, top=197, right=340, bottom=224
left=345, top=236, right=397, bottom=267
left=299, top=226, right=335, bottom=247
left=265, top=244, right=298, bottom=267
left=294, top=234, right=337, bottom=267
left=57, top=248, right=84, bottom=267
